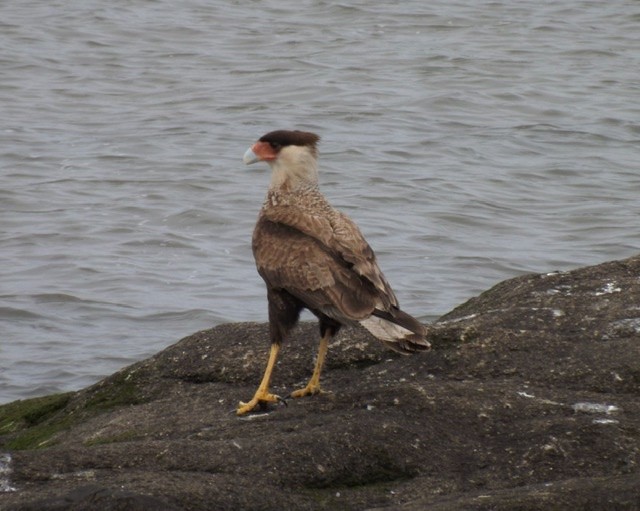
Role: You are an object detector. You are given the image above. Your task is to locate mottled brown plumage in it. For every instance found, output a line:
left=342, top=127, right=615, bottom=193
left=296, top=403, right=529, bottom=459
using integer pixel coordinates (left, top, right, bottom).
left=237, top=130, right=430, bottom=415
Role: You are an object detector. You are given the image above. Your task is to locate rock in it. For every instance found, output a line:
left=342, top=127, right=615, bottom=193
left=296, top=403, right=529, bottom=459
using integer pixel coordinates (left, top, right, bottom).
left=1, top=255, right=639, bottom=510
left=12, top=484, right=181, bottom=511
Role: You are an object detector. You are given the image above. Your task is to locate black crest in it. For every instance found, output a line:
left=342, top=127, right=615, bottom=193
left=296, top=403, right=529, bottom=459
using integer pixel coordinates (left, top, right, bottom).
left=259, top=130, right=320, bottom=150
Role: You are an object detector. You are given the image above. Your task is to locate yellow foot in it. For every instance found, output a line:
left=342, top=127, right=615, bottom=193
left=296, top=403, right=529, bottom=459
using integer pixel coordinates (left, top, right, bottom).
left=290, top=384, right=323, bottom=399
left=236, top=392, right=283, bottom=416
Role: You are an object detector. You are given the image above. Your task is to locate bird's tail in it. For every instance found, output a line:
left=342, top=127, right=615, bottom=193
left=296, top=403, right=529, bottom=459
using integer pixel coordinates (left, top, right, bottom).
left=359, top=308, right=431, bottom=354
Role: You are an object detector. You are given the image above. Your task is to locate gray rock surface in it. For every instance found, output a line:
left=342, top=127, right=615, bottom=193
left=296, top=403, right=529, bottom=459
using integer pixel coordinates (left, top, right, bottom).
left=1, top=255, right=639, bottom=510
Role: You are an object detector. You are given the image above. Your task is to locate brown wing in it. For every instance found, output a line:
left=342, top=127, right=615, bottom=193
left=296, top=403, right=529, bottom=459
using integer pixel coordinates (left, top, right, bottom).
left=328, top=210, right=398, bottom=308
left=253, top=216, right=386, bottom=321
left=260, top=204, right=398, bottom=310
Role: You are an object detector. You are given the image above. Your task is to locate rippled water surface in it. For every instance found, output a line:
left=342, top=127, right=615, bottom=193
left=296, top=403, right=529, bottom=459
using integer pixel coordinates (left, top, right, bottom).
left=1, top=0, right=639, bottom=403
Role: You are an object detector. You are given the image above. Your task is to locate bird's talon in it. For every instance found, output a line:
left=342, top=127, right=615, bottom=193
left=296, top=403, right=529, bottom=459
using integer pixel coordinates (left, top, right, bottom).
left=291, top=386, right=323, bottom=399
left=277, top=396, right=289, bottom=407
left=237, top=392, right=283, bottom=415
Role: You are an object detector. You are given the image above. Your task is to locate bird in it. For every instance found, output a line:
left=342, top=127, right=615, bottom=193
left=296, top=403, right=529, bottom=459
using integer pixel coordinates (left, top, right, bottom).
left=237, top=129, right=430, bottom=415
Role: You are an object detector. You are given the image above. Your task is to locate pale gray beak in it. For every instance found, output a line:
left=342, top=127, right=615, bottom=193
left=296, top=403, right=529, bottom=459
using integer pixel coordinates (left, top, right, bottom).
left=243, top=147, right=259, bottom=165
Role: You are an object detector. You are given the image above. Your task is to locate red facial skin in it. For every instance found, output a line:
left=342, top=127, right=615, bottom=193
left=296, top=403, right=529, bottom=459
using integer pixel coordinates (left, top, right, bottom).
left=251, top=141, right=278, bottom=162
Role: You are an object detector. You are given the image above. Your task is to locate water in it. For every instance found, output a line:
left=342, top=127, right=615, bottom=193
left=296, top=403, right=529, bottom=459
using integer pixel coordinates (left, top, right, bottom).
left=1, top=0, right=638, bottom=404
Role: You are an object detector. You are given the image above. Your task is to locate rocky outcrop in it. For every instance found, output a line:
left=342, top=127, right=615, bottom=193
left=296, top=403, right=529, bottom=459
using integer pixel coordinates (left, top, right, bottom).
left=1, top=255, right=639, bottom=510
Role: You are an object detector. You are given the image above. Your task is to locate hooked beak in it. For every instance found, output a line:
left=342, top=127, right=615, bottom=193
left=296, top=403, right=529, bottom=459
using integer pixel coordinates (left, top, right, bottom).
left=242, top=141, right=277, bottom=165
left=243, top=147, right=259, bottom=165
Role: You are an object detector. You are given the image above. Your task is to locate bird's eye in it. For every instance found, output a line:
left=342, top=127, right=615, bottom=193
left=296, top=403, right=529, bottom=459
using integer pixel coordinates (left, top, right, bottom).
left=270, top=142, right=281, bottom=150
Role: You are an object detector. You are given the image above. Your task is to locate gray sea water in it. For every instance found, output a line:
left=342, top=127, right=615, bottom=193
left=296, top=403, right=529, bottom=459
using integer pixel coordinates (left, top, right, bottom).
left=1, top=0, right=639, bottom=404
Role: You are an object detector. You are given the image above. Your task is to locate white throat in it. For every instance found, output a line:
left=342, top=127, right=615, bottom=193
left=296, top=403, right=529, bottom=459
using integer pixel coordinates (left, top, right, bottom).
left=269, top=145, right=319, bottom=192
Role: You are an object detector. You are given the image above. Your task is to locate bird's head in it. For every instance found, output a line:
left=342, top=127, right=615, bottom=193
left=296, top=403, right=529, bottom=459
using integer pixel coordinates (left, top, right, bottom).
left=243, top=130, right=320, bottom=165
left=243, top=130, right=321, bottom=191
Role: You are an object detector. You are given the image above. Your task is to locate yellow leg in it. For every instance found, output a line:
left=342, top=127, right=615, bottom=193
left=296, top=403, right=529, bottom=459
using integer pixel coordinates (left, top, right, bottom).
left=237, top=343, right=282, bottom=415
left=291, top=332, right=330, bottom=398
